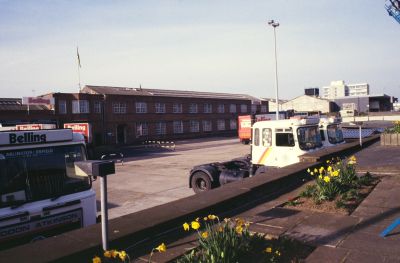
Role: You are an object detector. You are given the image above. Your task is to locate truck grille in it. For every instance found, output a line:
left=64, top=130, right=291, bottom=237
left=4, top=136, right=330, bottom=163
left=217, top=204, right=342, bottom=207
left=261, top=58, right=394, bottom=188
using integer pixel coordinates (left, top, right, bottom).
left=28, top=173, right=65, bottom=200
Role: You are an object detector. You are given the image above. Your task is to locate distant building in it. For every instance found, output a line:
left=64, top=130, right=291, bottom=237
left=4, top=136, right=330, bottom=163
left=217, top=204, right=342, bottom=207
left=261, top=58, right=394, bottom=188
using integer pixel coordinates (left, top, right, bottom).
left=281, top=95, right=336, bottom=114
left=322, top=80, right=370, bottom=99
left=334, top=94, right=395, bottom=113
left=304, top=88, right=319, bottom=97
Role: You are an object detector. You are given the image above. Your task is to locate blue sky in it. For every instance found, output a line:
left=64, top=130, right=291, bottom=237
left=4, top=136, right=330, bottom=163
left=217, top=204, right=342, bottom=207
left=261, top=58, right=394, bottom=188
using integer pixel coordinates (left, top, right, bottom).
left=0, top=0, right=399, bottom=99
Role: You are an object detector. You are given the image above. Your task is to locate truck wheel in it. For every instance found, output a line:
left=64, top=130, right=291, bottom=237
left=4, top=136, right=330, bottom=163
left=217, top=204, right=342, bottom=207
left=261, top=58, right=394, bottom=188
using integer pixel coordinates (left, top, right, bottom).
left=191, top=171, right=212, bottom=193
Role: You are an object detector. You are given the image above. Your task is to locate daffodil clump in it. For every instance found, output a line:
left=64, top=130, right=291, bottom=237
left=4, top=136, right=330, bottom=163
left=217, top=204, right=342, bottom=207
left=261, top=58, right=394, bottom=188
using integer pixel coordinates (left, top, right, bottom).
left=92, top=249, right=130, bottom=263
left=385, top=121, right=400, bottom=134
left=177, top=215, right=284, bottom=263
left=301, top=156, right=375, bottom=207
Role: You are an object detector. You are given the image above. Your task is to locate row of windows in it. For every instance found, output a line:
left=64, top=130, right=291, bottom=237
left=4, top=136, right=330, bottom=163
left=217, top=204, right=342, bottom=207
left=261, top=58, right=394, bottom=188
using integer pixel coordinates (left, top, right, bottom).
left=136, top=119, right=238, bottom=136
left=57, top=100, right=266, bottom=115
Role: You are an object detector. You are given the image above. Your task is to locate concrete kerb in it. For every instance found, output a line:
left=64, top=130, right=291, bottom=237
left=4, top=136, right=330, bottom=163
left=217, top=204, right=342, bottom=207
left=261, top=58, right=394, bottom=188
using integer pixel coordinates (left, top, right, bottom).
left=0, top=137, right=380, bottom=263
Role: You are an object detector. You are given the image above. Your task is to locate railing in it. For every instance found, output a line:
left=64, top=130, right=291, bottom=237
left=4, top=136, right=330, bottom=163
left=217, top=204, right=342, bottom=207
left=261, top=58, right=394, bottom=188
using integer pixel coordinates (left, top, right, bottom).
left=142, top=140, right=176, bottom=151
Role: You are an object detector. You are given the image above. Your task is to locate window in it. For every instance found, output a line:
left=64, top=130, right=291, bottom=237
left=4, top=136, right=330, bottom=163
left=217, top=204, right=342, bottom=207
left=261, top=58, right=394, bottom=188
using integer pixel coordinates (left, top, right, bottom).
left=230, top=119, right=237, bottom=130
left=189, top=103, right=198, bottom=113
left=72, top=100, right=89, bottom=114
left=262, top=128, right=272, bottom=147
left=155, top=122, right=166, bottom=135
left=204, top=103, right=212, bottom=113
left=253, top=128, right=260, bottom=146
left=229, top=104, right=236, bottom=113
left=59, top=100, right=67, bottom=114
left=240, top=104, right=248, bottom=113
left=276, top=133, right=295, bottom=147
left=94, top=101, right=102, bottom=114
left=203, top=120, right=212, bottom=132
left=173, top=121, right=183, bottom=134
left=217, top=104, right=225, bottom=113
left=217, top=119, right=225, bottom=131
left=112, top=102, right=127, bottom=114
left=297, top=126, right=322, bottom=150
left=155, top=102, right=166, bottom=113
left=251, top=105, right=257, bottom=113
left=136, top=102, right=147, bottom=113
left=173, top=103, right=182, bottom=113
left=261, top=105, right=267, bottom=113
left=190, top=120, right=199, bottom=132
left=136, top=122, right=148, bottom=136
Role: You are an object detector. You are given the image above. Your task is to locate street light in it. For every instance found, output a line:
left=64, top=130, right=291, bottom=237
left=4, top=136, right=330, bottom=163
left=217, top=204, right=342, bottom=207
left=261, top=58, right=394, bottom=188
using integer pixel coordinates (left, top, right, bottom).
left=268, top=19, right=280, bottom=120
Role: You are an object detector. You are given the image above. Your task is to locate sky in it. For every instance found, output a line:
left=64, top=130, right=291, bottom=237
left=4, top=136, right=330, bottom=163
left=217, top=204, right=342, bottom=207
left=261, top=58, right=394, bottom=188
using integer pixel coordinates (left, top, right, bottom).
left=0, top=0, right=399, bottom=100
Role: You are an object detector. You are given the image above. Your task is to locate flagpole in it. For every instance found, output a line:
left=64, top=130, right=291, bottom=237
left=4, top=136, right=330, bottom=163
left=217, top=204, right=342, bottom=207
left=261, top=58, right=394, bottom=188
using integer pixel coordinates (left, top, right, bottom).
left=77, top=47, right=82, bottom=93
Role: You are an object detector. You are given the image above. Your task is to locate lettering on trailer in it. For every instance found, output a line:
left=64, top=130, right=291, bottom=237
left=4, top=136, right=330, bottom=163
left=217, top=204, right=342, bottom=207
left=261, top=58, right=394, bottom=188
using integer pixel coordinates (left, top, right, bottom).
left=0, top=209, right=82, bottom=240
left=9, top=133, right=46, bottom=144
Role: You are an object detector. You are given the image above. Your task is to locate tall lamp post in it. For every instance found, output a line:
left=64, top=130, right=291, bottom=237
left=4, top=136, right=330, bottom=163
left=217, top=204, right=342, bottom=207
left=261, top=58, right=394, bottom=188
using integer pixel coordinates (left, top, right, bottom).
left=268, top=19, right=280, bottom=120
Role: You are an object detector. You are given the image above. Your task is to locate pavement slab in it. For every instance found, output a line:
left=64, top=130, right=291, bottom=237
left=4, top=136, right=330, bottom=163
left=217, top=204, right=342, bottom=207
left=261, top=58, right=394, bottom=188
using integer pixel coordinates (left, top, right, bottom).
left=305, top=246, right=349, bottom=263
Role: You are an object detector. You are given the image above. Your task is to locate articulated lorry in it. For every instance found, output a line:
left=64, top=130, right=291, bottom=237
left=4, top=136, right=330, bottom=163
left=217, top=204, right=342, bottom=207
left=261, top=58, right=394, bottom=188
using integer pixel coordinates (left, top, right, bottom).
left=0, top=129, right=96, bottom=248
left=189, top=117, right=324, bottom=193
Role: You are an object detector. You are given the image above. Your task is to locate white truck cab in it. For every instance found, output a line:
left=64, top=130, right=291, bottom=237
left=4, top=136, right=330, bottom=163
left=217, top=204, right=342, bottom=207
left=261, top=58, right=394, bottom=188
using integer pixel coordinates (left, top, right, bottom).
left=319, top=117, right=345, bottom=147
left=251, top=118, right=322, bottom=168
left=0, top=129, right=96, bottom=248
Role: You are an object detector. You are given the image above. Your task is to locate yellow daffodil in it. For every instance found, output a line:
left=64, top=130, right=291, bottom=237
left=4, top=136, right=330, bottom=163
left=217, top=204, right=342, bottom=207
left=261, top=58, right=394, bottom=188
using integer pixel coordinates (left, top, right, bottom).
left=92, top=256, right=102, bottom=263
left=310, top=172, right=314, bottom=176
left=332, top=170, right=339, bottom=177
left=314, top=168, right=318, bottom=173
left=275, top=250, right=281, bottom=256
left=307, top=168, right=311, bottom=173
left=348, top=156, right=357, bottom=165
left=235, top=218, right=245, bottom=226
left=155, top=243, right=167, bottom=252
left=245, top=221, right=250, bottom=227
left=218, top=226, right=224, bottom=232
left=327, top=166, right=332, bottom=172
left=326, top=160, right=330, bottom=164
left=183, top=222, right=190, bottom=231
left=318, top=175, right=323, bottom=179
left=201, top=231, right=209, bottom=238
left=195, top=217, right=200, bottom=222
left=104, top=250, right=112, bottom=258
left=208, top=214, right=218, bottom=220
left=191, top=221, right=200, bottom=230
left=203, top=217, right=208, bottom=221
left=235, top=225, right=243, bottom=234
left=118, top=251, right=127, bottom=261
left=324, top=176, right=330, bottom=183
left=319, top=167, right=325, bottom=173
left=265, top=247, right=272, bottom=253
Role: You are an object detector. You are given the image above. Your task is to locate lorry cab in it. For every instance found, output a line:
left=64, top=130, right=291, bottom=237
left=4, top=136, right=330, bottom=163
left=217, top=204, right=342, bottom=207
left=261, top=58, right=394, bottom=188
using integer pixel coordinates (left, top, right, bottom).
left=319, top=117, right=345, bottom=147
left=251, top=118, right=322, bottom=168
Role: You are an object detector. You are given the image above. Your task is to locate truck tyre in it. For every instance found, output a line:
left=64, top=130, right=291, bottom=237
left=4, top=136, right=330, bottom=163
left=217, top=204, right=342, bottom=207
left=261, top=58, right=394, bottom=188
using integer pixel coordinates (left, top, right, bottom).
left=191, top=171, right=212, bottom=193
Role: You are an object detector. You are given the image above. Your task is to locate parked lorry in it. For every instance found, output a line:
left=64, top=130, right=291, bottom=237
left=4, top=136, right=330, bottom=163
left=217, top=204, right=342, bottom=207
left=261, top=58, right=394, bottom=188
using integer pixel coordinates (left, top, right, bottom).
left=0, top=129, right=96, bottom=248
left=189, top=118, right=323, bottom=193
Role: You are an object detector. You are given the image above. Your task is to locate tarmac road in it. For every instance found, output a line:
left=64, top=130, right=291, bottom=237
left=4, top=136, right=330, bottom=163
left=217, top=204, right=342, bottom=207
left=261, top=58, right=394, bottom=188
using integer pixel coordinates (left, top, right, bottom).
left=92, top=137, right=250, bottom=219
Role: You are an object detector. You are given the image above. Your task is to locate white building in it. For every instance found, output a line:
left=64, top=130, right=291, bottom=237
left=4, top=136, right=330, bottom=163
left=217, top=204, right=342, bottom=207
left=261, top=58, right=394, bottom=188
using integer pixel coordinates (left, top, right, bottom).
left=347, top=83, right=369, bottom=96
left=281, top=95, right=333, bottom=113
left=322, top=80, right=370, bottom=99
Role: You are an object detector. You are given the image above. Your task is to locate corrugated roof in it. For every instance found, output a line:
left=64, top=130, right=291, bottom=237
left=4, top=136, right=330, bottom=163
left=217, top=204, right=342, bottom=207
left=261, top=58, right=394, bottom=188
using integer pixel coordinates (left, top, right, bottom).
left=0, top=98, right=50, bottom=111
left=83, top=85, right=261, bottom=102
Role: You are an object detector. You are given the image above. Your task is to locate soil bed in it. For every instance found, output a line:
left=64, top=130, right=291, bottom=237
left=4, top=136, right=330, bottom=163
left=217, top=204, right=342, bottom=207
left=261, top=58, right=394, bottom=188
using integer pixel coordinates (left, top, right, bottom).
left=282, top=178, right=380, bottom=215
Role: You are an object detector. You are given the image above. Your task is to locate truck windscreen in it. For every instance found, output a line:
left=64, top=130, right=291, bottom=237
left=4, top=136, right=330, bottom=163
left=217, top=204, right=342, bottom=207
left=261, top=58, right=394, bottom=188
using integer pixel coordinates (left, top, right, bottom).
left=327, top=124, right=344, bottom=144
left=297, top=126, right=323, bottom=150
left=0, top=144, right=90, bottom=208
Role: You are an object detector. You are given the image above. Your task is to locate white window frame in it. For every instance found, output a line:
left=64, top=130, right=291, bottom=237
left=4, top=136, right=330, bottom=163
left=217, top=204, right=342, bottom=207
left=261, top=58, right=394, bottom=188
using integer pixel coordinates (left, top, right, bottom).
left=203, top=103, right=212, bottom=113
left=94, top=101, right=102, bottom=114
left=136, top=122, right=148, bottom=136
left=173, top=103, right=182, bottom=113
left=173, top=120, right=183, bottom=134
left=230, top=119, right=237, bottom=130
left=155, top=121, right=167, bottom=135
left=217, top=119, right=226, bottom=131
left=189, top=103, right=198, bottom=114
left=229, top=104, right=236, bottom=113
left=240, top=104, right=248, bottom=113
left=72, top=100, right=89, bottom=114
left=202, top=120, right=212, bottom=132
left=217, top=104, right=225, bottom=113
left=136, top=102, right=147, bottom=113
left=155, top=102, right=166, bottom=113
left=189, top=120, right=199, bottom=132
left=113, top=102, right=127, bottom=114
left=58, top=100, right=67, bottom=114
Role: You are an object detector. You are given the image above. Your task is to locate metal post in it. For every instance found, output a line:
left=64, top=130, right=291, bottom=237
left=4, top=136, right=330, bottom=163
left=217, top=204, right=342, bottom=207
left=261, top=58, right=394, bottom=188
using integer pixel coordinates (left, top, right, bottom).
left=100, top=176, right=109, bottom=250
left=359, top=125, right=362, bottom=147
left=268, top=20, right=280, bottom=120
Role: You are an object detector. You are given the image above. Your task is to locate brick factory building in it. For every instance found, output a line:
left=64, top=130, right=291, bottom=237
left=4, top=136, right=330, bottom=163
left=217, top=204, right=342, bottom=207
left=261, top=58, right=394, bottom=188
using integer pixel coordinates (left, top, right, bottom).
left=1, top=86, right=268, bottom=145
